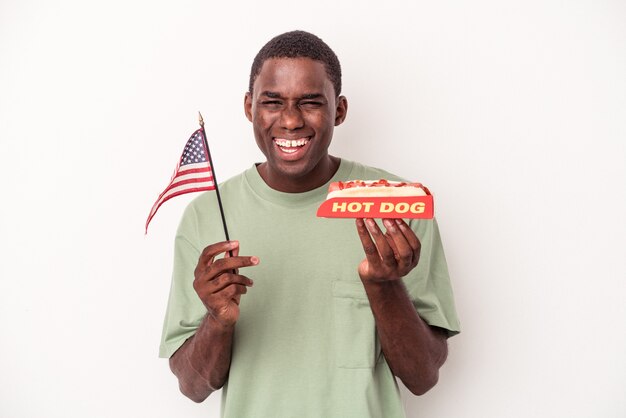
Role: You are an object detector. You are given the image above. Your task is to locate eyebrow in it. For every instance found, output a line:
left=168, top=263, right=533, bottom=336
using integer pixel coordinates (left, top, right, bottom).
left=260, top=91, right=282, bottom=98
left=300, top=93, right=324, bottom=100
left=259, top=91, right=325, bottom=100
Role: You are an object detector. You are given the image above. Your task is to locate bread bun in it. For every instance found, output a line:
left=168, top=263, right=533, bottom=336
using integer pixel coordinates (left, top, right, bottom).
left=326, top=180, right=427, bottom=199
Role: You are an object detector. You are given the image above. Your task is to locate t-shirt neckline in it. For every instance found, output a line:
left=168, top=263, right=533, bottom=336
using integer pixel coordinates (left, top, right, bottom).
left=243, top=159, right=355, bottom=207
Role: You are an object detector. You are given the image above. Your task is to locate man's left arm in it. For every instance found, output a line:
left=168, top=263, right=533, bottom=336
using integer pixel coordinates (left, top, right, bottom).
left=356, top=218, right=449, bottom=396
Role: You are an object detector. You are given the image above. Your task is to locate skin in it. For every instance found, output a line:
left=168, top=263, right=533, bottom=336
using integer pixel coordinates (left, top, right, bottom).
left=244, top=57, right=347, bottom=193
left=169, top=241, right=257, bottom=402
left=169, top=57, right=448, bottom=402
left=356, top=217, right=449, bottom=395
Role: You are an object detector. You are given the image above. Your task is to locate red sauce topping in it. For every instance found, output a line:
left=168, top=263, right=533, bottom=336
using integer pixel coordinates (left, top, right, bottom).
left=335, top=179, right=420, bottom=190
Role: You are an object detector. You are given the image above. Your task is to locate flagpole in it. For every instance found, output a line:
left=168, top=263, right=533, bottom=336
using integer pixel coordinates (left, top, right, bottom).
left=198, top=112, right=233, bottom=251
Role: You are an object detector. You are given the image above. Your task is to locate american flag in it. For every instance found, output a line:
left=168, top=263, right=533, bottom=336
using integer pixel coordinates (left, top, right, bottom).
left=145, top=129, right=215, bottom=233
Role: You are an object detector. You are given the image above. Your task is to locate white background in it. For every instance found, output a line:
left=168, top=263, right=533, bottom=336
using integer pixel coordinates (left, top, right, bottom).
left=1, top=1, right=624, bottom=417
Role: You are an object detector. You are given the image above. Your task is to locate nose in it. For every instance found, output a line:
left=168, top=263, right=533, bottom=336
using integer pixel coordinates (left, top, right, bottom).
left=280, top=105, right=304, bottom=130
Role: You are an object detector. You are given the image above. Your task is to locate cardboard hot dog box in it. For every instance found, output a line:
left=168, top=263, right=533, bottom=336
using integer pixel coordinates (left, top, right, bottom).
left=316, top=180, right=434, bottom=219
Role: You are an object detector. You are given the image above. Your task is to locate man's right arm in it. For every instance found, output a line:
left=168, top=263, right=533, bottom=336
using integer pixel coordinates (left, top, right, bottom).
left=168, top=240, right=258, bottom=403
left=169, top=316, right=235, bottom=402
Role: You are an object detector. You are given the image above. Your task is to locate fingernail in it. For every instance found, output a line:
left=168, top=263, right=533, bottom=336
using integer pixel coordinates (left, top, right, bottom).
left=366, top=219, right=376, bottom=226
left=228, top=240, right=239, bottom=247
left=250, top=256, right=259, bottom=265
left=384, top=219, right=395, bottom=230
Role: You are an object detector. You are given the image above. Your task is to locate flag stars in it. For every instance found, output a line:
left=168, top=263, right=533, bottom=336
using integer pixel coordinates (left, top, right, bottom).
left=178, top=132, right=208, bottom=166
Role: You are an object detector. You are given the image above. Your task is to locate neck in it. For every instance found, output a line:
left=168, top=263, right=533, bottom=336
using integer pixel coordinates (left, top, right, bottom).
left=257, top=155, right=340, bottom=193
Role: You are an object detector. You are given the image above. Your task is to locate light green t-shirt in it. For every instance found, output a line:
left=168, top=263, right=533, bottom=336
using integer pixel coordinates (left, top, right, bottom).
left=159, top=159, right=460, bottom=418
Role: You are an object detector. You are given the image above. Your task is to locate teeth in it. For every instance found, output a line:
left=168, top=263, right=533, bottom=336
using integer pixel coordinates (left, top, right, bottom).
left=275, top=138, right=309, bottom=148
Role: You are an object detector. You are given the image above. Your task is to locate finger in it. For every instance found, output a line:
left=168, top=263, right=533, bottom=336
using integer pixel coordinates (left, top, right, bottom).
left=224, top=245, right=240, bottom=273
left=232, top=293, right=242, bottom=305
left=224, top=245, right=240, bottom=258
left=228, top=284, right=247, bottom=306
left=383, top=219, right=413, bottom=270
left=364, top=218, right=395, bottom=267
left=384, top=231, right=400, bottom=259
left=199, top=241, right=239, bottom=269
left=207, top=256, right=260, bottom=280
left=394, top=219, right=420, bottom=250
left=221, top=283, right=248, bottom=300
left=209, top=274, right=254, bottom=293
left=356, top=219, right=381, bottom=268
left=395, top=219, right=422, bottom=263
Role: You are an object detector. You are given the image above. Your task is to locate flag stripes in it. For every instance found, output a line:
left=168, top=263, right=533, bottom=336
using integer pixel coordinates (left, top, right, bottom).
left=145, top=129, right=216, bottom=233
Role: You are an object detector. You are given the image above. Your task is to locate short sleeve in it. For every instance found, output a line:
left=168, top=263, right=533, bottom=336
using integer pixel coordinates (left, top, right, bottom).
left=403, top=218, right=461, bottom=337
left=158, top=205, right=208, bottom=358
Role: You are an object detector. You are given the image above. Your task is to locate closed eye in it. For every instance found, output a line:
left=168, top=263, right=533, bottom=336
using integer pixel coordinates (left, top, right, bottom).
left=300, top=101, right=323, bottom=108
left=260, top=100, right=283, bottom=108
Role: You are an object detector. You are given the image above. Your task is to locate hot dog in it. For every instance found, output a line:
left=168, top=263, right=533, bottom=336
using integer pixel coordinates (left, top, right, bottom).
left=317, top=179, right=434, bottom=219
left=326, top=179, right=428, bottom=199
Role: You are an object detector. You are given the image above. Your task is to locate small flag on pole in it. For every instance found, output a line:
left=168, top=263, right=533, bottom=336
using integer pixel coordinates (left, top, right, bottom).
left=145, top=129, right=215, bottom=233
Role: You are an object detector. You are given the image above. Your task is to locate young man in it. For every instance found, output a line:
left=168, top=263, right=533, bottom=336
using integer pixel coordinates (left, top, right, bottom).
left=160, top=31, right=460, bottom=418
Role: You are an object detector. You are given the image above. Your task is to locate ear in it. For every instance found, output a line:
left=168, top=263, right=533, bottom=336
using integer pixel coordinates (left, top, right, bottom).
left=244, top=92, right=253, bottom=122
left=334, top=95, right=348, bottom=126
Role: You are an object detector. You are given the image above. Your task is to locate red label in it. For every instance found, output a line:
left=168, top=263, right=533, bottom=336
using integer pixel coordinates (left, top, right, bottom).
left=316, top=196, right=434, bottom=219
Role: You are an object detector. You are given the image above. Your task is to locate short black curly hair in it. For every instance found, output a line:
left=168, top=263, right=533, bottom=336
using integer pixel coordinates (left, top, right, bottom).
left=248, top=30, right=342, bottom=96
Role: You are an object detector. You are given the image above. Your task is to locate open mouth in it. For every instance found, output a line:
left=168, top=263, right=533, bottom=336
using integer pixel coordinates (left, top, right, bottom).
left=274, top=137, right=310, bottom=154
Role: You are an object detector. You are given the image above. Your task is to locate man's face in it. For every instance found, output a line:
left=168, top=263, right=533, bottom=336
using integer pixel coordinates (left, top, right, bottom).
left=244, top=57, right=347, bottom=192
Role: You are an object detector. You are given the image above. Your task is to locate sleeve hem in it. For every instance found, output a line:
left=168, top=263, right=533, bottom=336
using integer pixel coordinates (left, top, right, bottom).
left=420, top=315, right=461, bottom=338
left=159, top=339, right=188, bottom=359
